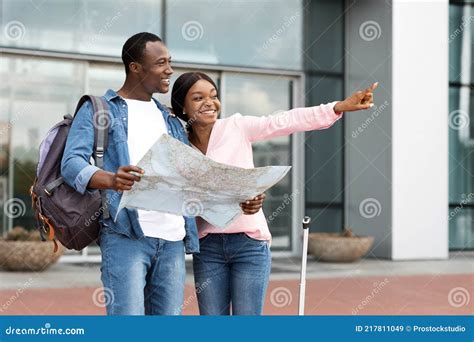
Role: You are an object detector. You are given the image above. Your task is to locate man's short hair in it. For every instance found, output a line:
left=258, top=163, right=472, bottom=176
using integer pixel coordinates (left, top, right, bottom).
left=121, top=32, right=162, bottom=74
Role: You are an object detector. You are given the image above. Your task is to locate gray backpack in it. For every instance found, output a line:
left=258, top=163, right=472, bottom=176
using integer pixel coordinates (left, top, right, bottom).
left=30, top=95, right=110, bottom=251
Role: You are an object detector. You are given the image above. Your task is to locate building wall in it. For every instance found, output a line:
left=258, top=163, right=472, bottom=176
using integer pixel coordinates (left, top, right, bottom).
left=345, top=0, right=450, bottom=259
left=392, top=0, right=449, bottom=259
left=345, top=0, right=393, bottom=258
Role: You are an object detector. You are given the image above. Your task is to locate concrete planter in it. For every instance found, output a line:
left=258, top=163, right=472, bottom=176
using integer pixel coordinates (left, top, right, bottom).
left=0, top=240, right=63, bottom=272
left=308, top=232, right=374, bottom=263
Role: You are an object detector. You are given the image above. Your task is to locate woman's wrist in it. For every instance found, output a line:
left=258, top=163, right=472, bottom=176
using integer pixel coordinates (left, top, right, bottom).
left=333, top=101, right=344, bottom=114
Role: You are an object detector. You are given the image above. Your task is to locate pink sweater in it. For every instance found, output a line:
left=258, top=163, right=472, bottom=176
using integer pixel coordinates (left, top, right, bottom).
left=196, top=102, right=343, bottom=240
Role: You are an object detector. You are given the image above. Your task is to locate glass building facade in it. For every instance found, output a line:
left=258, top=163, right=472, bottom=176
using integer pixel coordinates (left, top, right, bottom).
left=448, top=0, right=474, bottom=250
left=0, top=0, right=343, bottom=255
left=0, top=0, right=470, bottom=256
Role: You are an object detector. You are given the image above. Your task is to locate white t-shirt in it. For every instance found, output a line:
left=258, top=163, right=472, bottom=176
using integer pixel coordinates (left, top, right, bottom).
left=125, top=99, right=185, bottom=241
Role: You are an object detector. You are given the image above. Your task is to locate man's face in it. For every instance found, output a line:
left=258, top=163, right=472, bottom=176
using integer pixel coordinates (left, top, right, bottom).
left=135, top=41, right=173, bottom=94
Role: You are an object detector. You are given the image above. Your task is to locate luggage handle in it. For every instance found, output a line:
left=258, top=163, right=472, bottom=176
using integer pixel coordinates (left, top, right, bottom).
left=299, top=216, right=311, bottom=315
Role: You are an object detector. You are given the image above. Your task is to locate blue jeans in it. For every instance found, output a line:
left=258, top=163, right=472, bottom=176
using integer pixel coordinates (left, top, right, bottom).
left=192, top=233, right=271, bottom=315
left=99, top=226, right=185, bottom=315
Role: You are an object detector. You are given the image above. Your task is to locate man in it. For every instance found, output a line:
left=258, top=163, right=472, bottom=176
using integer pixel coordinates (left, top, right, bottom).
left=61, top=32, right=263, bottom=315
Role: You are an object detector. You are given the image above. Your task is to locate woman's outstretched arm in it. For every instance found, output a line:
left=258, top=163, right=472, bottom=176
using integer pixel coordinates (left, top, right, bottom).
left=236, top=83, right=378, bottom=143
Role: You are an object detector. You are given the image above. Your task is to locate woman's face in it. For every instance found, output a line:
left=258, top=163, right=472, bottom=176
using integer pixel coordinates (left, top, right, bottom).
left=183, top=79, right=221, bottom=126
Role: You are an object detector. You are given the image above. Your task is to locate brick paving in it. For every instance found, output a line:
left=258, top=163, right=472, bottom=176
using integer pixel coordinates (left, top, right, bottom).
left=0, top=274, right=472, bottom=315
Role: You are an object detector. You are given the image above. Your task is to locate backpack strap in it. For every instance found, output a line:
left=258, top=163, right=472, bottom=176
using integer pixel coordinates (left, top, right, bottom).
left=44, top=177, right=65, bottom=196
left=75, top=95, right=111, bottom=219
left=43, top=115, right=75, bottom=196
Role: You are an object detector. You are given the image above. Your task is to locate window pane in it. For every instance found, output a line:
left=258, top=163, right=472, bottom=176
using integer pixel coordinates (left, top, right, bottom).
left=449, top=208, right=474, bottom=250
left=222, top=73, right=294, bottom=250
left=305, top=76, right=344, bottom=205
left=304, top=0, right=344, bottom=73
left=1, top=0, right=162, bottom=56
left=0, top=56, right=86, bottom=234
left=166, top=0, right=302, bottom=69
left=449, top=4, right=474, bottom=83
left=306, top=207, right=342, bottom=234
left=88, top=63, right=124, bottom=95
left=448, top=86, right=474, bottom=204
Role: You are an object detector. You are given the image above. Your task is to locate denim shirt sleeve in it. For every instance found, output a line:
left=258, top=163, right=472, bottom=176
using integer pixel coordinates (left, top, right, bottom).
left=173, top=117, right=188, bottom=144
left=61, top=101, right=101, bottom=194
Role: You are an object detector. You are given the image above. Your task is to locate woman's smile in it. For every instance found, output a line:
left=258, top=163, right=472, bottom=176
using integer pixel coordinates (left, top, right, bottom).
left=199, top=109, right=217, bottom=116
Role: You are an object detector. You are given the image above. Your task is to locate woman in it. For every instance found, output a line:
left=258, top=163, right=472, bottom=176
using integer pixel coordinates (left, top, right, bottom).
left=171, top=72, right=377, bottom=315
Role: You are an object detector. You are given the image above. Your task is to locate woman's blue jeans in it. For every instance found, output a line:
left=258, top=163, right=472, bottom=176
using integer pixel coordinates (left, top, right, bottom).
left=192, top=233, right=271, bottom=315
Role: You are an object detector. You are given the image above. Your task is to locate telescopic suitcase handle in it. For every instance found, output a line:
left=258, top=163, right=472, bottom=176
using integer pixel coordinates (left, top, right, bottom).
left=299, top=216, right=311, bottom=315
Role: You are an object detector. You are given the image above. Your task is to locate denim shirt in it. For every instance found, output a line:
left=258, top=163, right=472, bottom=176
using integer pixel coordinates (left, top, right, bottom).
left=61, top=89, right=199, bottom=254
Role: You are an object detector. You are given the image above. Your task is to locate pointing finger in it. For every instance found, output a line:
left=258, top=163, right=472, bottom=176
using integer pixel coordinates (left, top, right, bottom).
left=361, top=93, right=373, bottom=104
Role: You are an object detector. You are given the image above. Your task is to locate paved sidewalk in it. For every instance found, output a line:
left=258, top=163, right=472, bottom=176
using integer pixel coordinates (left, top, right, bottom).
left=0, top=252, right=472, bottom=315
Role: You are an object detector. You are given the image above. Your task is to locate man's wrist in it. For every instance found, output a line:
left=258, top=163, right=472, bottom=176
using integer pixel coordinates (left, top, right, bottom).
left=89, top=170, right=115, bottom=190
left=105, top=172, right=116, bottom=190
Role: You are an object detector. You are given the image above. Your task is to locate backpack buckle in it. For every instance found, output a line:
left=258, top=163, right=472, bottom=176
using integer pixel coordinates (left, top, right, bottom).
left=95, top=147, right=104, bottom=158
